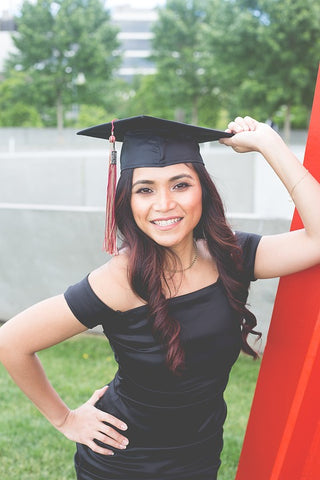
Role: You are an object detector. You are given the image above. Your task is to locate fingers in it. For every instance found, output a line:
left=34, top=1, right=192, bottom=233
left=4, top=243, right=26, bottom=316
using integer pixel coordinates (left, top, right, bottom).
left=81, top=412, right=129, bottom=455
left=88, top=417, right=129, bottom=455
left=59, top=386, right=130, bottom=456
left=82, top=413, right=129, bottom=455
left=88, top=386, right=129, bottom=453
left=88, top=385, right=109, bottom=405
left=99, top=413, right=129, bottom=445
left=243, top=116, right=259, bottom=131
left=227, top=116, right=259, bottom=133
left=87, top=439, right=115, bottom=456
left=94, top=427, right=129, bottom=450
left=98, top=410, right=128, bottom=431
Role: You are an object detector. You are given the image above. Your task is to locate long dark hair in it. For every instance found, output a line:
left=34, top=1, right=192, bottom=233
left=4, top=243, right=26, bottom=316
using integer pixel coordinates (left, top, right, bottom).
left=115, top=163, right=260, bottom=375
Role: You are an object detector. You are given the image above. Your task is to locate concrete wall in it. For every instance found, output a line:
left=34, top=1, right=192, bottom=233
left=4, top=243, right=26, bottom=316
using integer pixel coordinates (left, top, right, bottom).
left=0, top=143, right=305, bottom=216
left=0, top=204, right=106, bottom=319
left=0, top=127, right=309, bottom=152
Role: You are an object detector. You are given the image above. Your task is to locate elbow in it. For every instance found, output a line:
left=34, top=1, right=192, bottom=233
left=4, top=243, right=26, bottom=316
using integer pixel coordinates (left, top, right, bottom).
left=0, top=324, right=12, bottom=362
left=0, top=330, right=10, bottom=364
left=0, top=321, right=28, bottom=364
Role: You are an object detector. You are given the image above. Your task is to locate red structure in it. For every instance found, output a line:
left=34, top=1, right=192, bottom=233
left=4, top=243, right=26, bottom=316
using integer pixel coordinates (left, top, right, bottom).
left=236, top=66, right=320, bottom=480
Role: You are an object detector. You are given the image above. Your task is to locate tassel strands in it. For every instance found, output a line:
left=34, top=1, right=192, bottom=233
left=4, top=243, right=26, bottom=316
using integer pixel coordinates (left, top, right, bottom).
left=104, top=120, right=118, bottom=255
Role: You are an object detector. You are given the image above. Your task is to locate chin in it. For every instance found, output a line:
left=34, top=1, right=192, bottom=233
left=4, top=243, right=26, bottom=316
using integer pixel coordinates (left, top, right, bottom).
left=150, top=233, right=190, bottom=249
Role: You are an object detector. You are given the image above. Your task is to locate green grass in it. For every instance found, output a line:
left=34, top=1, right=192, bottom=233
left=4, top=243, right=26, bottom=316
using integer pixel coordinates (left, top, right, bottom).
left=0, top=334, right=260, bottom=480
left=219, top=354, right=261, bottom=480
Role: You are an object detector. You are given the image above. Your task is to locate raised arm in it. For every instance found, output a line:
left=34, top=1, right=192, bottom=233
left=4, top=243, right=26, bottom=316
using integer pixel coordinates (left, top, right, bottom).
left=0, top=294, right=128, bottom=455
left=220, top=116, right=320, bottom=279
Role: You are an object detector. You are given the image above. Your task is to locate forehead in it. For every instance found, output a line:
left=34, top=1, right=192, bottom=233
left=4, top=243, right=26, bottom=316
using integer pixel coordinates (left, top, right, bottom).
left=131, top=163, right=197, bottom=182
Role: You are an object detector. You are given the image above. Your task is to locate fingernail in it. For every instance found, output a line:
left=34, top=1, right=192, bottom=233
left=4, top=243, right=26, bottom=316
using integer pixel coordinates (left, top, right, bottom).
left=121, top=423, right=128, bottom=430
left=122, top=439, right=129, bottom=446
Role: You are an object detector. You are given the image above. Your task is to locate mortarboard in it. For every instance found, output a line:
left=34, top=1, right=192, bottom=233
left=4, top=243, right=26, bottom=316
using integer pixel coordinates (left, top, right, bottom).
left=77, top=115, right=233, bottom=170
left=77, top=115, right=233, bottom=254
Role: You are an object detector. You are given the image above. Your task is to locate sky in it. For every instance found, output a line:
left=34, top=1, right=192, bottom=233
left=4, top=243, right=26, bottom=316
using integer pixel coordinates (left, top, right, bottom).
left=0, top=0, right=165, bottom=17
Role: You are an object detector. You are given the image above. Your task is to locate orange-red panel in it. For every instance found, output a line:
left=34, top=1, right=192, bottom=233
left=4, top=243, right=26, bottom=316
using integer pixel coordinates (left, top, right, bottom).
left=235, top=65, right=320, bottom=480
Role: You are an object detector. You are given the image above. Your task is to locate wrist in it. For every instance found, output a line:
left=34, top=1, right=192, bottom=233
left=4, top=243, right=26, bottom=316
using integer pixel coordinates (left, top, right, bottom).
left=50, top=407, right=71, bottom=430
left=257, top=131, right=286, bottom=157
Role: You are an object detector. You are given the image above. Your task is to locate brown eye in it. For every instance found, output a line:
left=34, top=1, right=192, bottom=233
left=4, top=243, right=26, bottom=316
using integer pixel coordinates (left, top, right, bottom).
left=173, top=182, right=191, bottom=190
left=135, top=187, right=153, bottom=194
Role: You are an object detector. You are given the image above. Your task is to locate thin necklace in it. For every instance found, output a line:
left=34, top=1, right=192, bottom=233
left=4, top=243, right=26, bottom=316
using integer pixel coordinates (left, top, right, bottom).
left=166, top=240, right=198, bottom=273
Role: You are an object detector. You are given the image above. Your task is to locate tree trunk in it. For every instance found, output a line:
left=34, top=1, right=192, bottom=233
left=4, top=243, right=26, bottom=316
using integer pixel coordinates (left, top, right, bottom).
left=283, top=104, right=291, bottom=144
left=175, top=108, right=185, bottom=123
left=56, top=93, right=64, bottom=130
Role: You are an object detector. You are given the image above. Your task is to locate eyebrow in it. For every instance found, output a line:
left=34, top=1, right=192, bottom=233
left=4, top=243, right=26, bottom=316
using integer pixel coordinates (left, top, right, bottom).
left=132, top=174, right=194, bottom=189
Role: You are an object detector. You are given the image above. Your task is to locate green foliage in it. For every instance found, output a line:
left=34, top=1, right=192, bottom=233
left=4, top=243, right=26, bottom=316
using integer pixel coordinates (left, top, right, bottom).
left=124, top=75, right=176, bottom=119
left=146, top=0, right=319, bottom=129
left=151, top=0, right=219, bottom=124
left=204, top=0, right=320, bottom=129
left=0, top=102, right=43, bottom=127
left=1, top=0, right=318, bottom=129
left=5, top=0, right=121, bottom=128
left=0, top=333, right=261, bottom=479
left=73, top=104, right=110, bottom=127
left=274, top=104, right=311, bottom=130
left=0, top=71, right=44, bottom=126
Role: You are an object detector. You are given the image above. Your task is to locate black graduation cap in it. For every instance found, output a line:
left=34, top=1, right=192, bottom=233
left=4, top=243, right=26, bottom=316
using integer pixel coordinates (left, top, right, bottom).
left=77, top=115, right=233, bottom=255
left=77, top=115, right=233, bottom=171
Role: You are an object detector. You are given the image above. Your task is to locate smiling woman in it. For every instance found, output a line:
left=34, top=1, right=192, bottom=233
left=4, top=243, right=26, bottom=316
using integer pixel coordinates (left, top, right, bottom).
left=0, top=114, right=320, bottom=480
left=130, top=164, right=202, bottom=252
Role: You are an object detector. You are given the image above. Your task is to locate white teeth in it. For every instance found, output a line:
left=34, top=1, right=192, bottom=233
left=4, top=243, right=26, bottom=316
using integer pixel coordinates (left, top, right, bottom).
left=153, top=218, right=181, bottom=226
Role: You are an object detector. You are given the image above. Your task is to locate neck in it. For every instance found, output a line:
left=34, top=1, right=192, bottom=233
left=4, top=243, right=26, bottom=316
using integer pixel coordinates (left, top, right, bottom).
left=165, top=236, right=198, bottom=274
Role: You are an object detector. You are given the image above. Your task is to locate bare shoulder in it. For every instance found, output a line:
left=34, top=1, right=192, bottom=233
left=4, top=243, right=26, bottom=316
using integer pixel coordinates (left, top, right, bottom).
left=89, top=249, right=145, bottom=311
left=93, top=249, right=130, bottom=280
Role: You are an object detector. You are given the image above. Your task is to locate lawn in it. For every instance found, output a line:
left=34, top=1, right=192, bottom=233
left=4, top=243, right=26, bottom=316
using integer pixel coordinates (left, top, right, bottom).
left=0, top=333, right=260, bottom=480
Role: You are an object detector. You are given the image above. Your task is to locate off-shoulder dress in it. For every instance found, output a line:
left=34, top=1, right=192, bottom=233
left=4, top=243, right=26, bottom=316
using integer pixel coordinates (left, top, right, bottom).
left=64, top=232, right=261, bottom=480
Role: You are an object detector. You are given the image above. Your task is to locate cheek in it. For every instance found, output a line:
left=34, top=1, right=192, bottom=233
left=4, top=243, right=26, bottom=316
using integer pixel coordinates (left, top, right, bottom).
left=189, top=189, right=202, bottom=220
left=130, top=196, right=148, bottom=226
left=130, top=196, right=139, bottom=223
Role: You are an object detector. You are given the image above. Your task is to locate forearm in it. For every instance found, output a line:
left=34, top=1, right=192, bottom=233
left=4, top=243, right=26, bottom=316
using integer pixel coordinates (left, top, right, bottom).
left=1, top=350, right=70, bottom=428
left=259, top=135, right=320, bottom=239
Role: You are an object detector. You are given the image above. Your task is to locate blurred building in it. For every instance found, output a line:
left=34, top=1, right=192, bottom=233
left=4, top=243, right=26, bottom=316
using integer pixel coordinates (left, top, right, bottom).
left=112, top=4, right=157, bottom=82
left=0, top=4, right=157, bottom=83
left=0, top=12, right=16, bottom=78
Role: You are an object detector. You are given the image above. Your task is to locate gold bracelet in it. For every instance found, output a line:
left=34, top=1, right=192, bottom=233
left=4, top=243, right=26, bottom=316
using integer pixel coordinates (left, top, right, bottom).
left=290, top=170, right=309, bottom=198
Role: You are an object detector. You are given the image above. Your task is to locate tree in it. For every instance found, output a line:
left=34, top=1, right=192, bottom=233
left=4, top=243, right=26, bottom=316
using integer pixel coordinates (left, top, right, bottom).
left=0, top=71, right=44, bottom=126
left=151, top=0, right=220, bottom=125
left=204, top=0, right=320, bottom=138
left=6, top=0, right=121, bottom=129
left=124, top=75, right=176, bottom=120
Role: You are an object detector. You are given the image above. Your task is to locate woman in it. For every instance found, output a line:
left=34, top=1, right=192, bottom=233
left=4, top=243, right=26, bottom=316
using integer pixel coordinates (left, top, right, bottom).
left=0, top=115, right=319, bottom=480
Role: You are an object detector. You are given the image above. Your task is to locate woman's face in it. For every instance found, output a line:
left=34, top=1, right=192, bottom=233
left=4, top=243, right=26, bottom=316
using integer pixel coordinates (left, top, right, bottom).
left=130, top=163, right=202, bottom=249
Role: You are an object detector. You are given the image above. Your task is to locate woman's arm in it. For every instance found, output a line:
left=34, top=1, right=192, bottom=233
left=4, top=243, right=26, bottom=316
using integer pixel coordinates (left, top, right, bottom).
left=220, top=116, right=320, bottom=279
left=0, top=295, right=128, bottom=455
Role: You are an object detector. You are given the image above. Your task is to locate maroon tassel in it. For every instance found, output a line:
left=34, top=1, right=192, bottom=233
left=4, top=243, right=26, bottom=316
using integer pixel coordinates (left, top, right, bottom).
left=104, top=121, right=118, bottom=255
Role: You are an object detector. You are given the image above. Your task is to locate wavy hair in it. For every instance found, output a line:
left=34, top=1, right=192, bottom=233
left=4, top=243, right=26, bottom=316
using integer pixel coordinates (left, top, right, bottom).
left=115, top=163, right=260, bottom=375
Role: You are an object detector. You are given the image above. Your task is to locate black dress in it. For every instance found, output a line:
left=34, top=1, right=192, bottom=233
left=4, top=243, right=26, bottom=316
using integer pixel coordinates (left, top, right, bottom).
left=64, top=232, right=261, bottom=480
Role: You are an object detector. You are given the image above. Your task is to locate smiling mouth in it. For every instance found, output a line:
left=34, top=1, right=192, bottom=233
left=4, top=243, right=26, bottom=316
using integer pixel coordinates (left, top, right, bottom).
left=151, top=217, right=182, bottom=226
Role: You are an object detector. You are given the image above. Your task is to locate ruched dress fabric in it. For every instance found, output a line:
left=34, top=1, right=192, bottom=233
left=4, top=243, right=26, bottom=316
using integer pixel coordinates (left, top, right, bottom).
left=64, top=232, right=261, bottom=480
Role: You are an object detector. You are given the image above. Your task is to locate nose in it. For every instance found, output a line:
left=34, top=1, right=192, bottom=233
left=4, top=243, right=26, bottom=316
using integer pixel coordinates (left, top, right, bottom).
left=154, top=189, right=176, bottom=212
